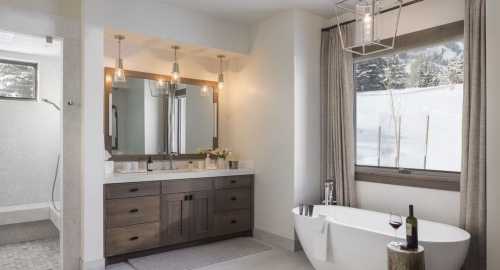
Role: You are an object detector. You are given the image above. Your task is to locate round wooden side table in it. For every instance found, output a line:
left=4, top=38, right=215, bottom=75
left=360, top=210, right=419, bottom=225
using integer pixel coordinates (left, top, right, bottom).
left=387, top=244, right=425, bottom=270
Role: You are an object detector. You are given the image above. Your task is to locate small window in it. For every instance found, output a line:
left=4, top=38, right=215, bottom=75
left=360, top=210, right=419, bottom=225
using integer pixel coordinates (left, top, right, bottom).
left=353, top=23, right=464, bottom=191
left=0, top=59, right=38, bottom=100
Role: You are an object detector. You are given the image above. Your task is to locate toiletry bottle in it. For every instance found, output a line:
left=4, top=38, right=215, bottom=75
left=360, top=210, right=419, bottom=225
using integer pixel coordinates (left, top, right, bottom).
left=205, top=154, right=211, bottom=169
left=405, top=204, right=419, bottom=250
left=147, top=156, right=153, bottom=172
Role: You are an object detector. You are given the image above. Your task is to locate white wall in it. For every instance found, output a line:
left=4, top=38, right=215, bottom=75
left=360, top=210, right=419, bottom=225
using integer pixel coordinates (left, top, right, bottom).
left=222, top=10, right=325, bottom=243
left=0, top=50, right=61, bottom=207
left=486, top=0, right=500, bottom=269
left=223, top=11, right=297, bottom=240
left=293, top=11, right=324, bottom=206
left=103, top=39, right=221, bottom=82
left=335, top=0, right=465, bottom=225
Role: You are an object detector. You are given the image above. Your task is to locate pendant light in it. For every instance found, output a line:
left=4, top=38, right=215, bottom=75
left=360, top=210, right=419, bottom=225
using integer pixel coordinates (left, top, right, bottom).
left=217, top=55, right=225, bottom=89
left=334, top=0, right=403, bottom=56
left=171, top=45, right=180, bottom=83
left=113, top=35, right=126, bottom=83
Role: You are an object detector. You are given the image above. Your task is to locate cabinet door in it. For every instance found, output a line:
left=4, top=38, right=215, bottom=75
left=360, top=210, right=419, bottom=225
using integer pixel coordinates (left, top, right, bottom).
left=190, top=191, right=214, bottom=240
left=161, top=193, right=191, bottom=245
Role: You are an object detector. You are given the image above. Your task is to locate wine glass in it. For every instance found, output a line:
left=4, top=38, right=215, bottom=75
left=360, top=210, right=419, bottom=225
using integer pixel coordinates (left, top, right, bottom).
left=389, top=213, right=403, bottom=246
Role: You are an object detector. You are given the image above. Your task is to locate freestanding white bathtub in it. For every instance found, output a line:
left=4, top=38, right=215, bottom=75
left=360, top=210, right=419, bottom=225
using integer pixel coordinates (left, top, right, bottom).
left=293, top=205, right=470, bottom=270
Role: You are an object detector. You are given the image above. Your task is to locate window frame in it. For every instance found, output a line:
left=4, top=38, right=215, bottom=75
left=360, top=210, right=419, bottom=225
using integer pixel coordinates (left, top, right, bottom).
left=0, top=58, right=39, bottom=100
left=353, top=20, right=464, bottom=191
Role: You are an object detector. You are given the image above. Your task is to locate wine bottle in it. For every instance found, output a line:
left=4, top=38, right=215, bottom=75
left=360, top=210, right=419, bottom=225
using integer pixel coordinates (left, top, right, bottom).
left=405, top=204, right=419, bottom=250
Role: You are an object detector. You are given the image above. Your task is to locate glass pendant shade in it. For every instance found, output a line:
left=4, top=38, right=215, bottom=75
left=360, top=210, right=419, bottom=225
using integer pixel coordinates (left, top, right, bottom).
left=217, top=73, right=224, bottom=89
left=113, top=35, right=126, bottom=83
left=217, top=55, right=225, bottom=89
left=113, top=58, right=126, bottom=83
left=171, top=46, right=180, bottom=83
left=335, top=0, right=402, bottom=56
left=171, top=62, right=180, bottom=82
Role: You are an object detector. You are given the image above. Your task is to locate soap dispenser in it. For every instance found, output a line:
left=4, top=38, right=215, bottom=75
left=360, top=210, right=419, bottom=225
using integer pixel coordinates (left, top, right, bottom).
left=147, top=156, right=153, bottom=172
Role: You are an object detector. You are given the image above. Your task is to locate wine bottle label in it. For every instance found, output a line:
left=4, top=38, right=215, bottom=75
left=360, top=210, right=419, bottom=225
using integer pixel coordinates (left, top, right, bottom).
left=406, top=223, right=412, bottom=236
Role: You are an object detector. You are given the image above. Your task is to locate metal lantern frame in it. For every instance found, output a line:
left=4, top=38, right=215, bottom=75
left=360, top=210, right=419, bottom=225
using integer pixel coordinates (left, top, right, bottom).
left=335, top=0, right=403, bottom=56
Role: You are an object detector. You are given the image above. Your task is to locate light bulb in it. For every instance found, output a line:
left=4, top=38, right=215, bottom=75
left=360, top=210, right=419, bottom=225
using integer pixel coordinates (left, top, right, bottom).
left=217, top=72, right=224, bottom=90
left=201, top=86, right=209, bottom=97
left=356, top=0, right=374, bottom=44
left=171, top=61, right=180, bottom=82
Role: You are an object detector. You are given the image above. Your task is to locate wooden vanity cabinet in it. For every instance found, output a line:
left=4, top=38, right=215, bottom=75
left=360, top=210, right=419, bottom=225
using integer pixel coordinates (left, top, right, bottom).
left=104, top=175, right=253, bottom=260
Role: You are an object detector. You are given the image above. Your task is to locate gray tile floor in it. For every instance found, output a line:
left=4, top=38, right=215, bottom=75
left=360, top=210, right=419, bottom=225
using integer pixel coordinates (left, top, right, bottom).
left=107, top=238, right=314, bottom=270
left=0, top=238, right=60, bottom=270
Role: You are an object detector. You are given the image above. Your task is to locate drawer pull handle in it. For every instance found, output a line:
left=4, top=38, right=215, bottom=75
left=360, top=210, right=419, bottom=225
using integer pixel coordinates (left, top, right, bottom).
left=230, top=197, right=237, bottom=201
left=230, top=220, right=237, bottom=224
left=230, top=180, right=237, bottom=184
left=129, top=188, right=139, bottom=192
left=129, top=236, right=139, bottom=241
left=129, top=208, right=139, bottom=213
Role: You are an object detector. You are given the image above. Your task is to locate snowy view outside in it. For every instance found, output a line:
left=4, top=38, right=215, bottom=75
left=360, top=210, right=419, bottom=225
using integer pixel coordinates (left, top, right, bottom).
left=354, top=40, right=464, bottom=172
left=0, top=60, right=37, bottom=99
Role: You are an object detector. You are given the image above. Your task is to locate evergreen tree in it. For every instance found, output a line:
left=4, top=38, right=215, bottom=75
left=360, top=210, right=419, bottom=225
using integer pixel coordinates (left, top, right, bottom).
left=447, top=55, right=464, bottom=85
left=354, top=58, right=388, bottom=91
left=0, top=62, right=36, bottom=97
left=417, top=60, right=441, bottom=87
left=383, top=55, right=409, bottom=90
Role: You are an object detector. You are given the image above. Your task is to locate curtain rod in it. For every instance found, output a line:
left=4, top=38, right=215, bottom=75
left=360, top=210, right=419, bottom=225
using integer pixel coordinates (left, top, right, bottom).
left=321, top=0, right=424, bottom=32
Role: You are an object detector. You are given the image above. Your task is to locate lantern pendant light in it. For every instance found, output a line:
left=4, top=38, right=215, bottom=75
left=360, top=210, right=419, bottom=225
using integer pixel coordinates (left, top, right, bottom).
left=217, top=55, right=225, bottom=90
left=171, top=45, right=180, bottom=83
left=113, top=35, right=126, bottom=83
left=334, top=0, right=403, bottom=56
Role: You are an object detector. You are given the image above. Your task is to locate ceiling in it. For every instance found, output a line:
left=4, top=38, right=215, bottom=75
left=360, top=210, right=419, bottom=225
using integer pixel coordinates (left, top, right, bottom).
left=157, top=0, right=415, bottom=25
left=104, top=29, right=243, bottom=60
left=157, top=0, right=335, bottom=24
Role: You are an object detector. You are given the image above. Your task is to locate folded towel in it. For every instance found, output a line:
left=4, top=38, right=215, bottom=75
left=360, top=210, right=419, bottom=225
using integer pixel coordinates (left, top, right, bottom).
left=312, top=215, right=329, bottom=261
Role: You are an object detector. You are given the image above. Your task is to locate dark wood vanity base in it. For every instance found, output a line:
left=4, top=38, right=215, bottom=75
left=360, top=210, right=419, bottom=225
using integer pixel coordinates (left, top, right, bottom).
left=103, top=175, right=254, bottom=264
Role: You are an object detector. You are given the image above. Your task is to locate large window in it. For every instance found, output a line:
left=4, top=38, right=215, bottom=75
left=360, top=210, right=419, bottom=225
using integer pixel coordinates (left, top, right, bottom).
left=354, top=28, right=464, bottom=190
left=0, top=59, right=38, bottom=100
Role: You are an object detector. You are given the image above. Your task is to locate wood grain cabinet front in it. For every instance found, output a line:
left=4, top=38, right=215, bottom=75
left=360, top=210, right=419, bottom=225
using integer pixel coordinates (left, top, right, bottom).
left=104, top=175, right=253, bottom=260
left=106, top=196, right=160, bottom=228
left=215, top=188, right=251, bottom=212
left=106, top=182, right=160, bottom=199
left=106, top=222, right=160, bottom=257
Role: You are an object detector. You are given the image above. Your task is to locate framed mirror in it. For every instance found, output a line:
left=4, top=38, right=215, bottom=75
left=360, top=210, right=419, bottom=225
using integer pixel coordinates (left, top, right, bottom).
left=104, top=68, right=219, bottom=160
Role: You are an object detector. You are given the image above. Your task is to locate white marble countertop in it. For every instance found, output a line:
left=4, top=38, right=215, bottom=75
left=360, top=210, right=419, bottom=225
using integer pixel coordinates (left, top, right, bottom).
left=104, top=168, right=255, bottom=184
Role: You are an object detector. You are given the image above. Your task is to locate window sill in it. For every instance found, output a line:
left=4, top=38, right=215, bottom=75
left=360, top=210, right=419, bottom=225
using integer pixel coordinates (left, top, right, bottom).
left=355, top=166, right=460, bottom=191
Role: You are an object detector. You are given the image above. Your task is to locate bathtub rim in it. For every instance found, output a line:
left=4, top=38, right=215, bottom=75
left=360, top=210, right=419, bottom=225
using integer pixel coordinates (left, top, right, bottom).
left=292, top=205, right=470, bottom=244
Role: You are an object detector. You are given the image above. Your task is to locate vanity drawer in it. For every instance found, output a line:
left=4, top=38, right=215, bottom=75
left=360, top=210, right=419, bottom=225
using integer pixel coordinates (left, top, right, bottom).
left=162, top=179, right=213, bottom=194
left=106, top=196, right=160, bottom=228
left=106, top=182, right=161, bottom=199
left=215, top=188, right=251, bottom=211
left=215, top=176, right=252, bottom=190
left=106, top=222, right=160, bottom=257
left=214, top=210, right=251, bottom=236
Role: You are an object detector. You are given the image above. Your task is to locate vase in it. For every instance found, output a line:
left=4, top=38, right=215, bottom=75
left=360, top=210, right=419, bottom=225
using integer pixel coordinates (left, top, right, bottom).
left=217, top=158, right=226, bottom=169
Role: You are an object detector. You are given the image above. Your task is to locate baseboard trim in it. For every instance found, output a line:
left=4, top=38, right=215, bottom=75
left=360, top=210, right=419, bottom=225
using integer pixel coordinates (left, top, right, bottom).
left=253, top=228, right=296, bottom=251
left=80, top=258, right=105, bottom=270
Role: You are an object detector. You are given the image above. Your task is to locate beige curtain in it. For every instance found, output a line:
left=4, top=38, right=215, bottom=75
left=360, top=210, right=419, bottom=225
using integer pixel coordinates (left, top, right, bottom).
left=460, top=0, right=486, bottom=269
left=320, top=25, right=356, bottom=207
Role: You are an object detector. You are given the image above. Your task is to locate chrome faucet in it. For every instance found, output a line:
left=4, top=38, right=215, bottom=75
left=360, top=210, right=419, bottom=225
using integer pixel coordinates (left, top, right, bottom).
left=167, top=153, right=178, bottom=170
